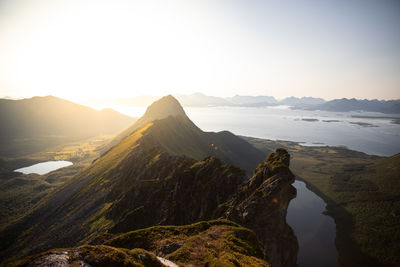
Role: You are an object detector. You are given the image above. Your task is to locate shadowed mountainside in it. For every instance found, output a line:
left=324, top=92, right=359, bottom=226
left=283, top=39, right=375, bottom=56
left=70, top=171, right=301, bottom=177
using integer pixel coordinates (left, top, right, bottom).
left=1, top=146, right=296, bottom=266
left=0, top=96, right=136, bottom=157
left=104, top=95, right=267, bottom=174
left=0, top=96, right=297, bottom=266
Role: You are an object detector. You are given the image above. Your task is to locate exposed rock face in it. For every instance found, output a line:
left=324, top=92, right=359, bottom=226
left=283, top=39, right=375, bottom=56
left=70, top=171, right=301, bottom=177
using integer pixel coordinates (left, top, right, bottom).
left=222, top=148, right=298, bottom=267
left=0, top=94, right=297, bottom=266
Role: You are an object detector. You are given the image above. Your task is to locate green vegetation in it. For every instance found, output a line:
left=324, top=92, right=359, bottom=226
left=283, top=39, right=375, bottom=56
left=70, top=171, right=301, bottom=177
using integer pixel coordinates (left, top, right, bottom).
left=107, top=95, right=266, bottom=174
left=105, top=219, right=269, bottom=267
left=244, top=136, right=400, bottom=267
left=147, top=116, right=266, bottom=174
left=12, top=245, right=164, bottom=267
left=0, top=96, right=294, bottom=266
left=0, top=135, right=110, bottom=231
left=11, top=220, right=270, bottom=266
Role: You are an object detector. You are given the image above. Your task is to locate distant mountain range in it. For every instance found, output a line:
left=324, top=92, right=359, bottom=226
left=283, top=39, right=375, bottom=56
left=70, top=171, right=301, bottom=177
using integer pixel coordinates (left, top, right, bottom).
left=83, top=93, right=400, bottom=114
left=295, top=98, right=400, bottom=114
left=0, top=96, right=136, bottom=157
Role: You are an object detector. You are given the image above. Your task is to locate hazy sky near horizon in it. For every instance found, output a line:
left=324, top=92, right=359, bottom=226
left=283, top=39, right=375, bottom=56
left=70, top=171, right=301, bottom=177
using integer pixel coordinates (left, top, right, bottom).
left=0, top=0, right=399, bottom=101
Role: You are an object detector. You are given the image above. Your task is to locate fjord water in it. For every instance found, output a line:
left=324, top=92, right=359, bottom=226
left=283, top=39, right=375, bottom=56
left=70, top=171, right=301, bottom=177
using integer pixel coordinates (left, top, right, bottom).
left=185, top=106, right=400, bottom=156
left=14, top=161, right=73, bottom=175
left=110, top=105, right=400, bottom=156
left=287, top=180, right=338, bottom=267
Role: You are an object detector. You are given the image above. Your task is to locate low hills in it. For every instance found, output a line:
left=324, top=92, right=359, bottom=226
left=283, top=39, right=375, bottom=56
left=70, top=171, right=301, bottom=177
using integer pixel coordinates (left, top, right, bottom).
left=0, top=96, right=136, bottom=157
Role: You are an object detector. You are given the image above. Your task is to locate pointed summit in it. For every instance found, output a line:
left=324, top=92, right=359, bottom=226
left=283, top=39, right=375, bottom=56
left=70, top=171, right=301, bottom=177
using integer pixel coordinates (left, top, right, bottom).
left=140, top=95, right=187, bottom=122
left=106, top=95, right=188, bottom=150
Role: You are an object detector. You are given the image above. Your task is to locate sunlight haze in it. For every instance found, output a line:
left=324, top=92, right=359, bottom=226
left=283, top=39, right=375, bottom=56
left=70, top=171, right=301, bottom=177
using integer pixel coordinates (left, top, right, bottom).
left=0, top=0, right=399, bottom=101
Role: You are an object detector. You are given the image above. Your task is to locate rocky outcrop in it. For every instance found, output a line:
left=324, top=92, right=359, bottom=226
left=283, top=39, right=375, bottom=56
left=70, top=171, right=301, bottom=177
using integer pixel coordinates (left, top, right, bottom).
left=1, top=145, right=298, bottom=266
left=222, top=148, right=298, bottom=267
left=11, top=220, right=271, bottom=267
left=0, top=96, right=298, bottom=266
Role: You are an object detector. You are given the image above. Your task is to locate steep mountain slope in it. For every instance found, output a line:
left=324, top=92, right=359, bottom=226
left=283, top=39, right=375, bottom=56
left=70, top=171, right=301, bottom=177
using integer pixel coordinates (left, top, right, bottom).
left=106, top=95, right=266, bottom=174
left=0, top=125, right=296, bottom=266
left=0, top=96, right=297, bottom=266
left=0, top=96, right=136, bottom=157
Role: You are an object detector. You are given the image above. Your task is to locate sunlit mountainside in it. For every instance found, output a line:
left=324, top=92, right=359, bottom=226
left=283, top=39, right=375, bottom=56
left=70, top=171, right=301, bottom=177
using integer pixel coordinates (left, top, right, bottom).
left=0, top=96, right=136, bottom=157
left=1, top=1, right=399, bottom=266
left=0, top=95, right=297, bottom=267
left=0, top=95, right=398, bottom=266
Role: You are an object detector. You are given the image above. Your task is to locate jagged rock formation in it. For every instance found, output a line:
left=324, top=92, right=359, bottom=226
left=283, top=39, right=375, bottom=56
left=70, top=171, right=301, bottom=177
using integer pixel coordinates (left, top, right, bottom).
left=0, top=96, right=298, bottom=266
left=222, top=148, right=298, bottom=267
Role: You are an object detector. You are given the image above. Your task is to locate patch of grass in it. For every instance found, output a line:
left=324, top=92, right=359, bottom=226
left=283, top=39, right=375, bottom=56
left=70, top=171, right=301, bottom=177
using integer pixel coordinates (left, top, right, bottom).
left=11, top=245, right=163, bottom=267
left=105, top=219, right=269, bottom=266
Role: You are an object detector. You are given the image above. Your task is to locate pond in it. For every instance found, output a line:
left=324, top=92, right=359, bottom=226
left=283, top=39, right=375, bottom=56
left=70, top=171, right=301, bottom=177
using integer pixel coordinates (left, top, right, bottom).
left=14, top=161, right=73, bottom=175
left=287, top=180, right=338, bottom=267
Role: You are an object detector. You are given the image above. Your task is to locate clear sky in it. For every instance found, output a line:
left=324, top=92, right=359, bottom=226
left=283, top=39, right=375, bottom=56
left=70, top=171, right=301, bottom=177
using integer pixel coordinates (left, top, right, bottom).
left=0, top=0, right=399, bottom=101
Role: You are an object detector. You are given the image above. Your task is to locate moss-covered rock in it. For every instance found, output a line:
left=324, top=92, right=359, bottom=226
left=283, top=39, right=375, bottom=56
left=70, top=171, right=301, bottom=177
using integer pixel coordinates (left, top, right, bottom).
left=105, top=219, right=269, bottom=267
left=11, top=245, right=163, bottom=267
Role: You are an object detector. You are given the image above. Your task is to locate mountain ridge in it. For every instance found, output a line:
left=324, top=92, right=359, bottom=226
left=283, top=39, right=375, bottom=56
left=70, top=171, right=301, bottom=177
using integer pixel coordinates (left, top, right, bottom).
left=104, top=95, right=267, bottom=174
left=0, top=96, right=297, bottom=266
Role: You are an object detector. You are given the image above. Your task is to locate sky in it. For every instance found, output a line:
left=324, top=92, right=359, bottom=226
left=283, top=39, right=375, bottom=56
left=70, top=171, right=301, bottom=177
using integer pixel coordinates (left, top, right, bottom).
left=0, top=0, right=399, bottom=101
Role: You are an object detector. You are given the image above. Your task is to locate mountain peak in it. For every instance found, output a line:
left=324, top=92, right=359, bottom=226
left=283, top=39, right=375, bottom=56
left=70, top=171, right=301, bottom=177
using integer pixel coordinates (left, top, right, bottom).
left=141, top=95, right=187, bottom=121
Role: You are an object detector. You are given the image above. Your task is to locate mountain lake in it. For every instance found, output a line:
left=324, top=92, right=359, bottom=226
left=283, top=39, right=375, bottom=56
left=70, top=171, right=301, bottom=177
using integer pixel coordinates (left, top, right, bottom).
left=14, top=160, right=73, bottom=175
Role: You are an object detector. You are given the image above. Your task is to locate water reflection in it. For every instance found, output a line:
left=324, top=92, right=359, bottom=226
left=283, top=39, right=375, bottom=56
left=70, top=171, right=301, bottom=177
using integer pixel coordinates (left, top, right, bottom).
left=287, top=180, right=338, bottom=267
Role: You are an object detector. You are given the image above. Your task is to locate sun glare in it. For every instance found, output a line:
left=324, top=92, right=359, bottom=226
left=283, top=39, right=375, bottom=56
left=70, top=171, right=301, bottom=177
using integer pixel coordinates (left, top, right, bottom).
left=1, top=0, right=238, bottom=100
left=0, top=0, right=399, bottom=100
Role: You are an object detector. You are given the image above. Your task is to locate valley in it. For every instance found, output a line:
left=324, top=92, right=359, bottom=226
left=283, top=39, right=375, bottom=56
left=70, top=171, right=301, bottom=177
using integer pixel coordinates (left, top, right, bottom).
left=245, top=137, right=400, bottom=266
left=1, top=2, right=399, bottom=266
left=0, top=96, right=296, bottom=267
left=0, top=95, right=399, bottom=267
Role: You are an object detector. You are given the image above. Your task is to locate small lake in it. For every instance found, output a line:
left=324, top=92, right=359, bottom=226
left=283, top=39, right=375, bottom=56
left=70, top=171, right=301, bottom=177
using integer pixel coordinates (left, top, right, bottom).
left=287, top=180, right=338, bottom=267
left=14, top=161, right=73, bottom=175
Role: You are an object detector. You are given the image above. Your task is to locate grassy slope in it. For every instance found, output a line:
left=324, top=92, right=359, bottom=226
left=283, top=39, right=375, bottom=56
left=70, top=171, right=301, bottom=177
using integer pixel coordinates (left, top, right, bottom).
left=0, top=135, right=111, bottom=230
left=12, top=245, right=164, bottom=267
left=104, top=219, right=269, bottom=267
left=147, top=116, right=266, bottom=175
left=12, top=220, right=270, bottom=267
left=0, top=121, right=248, bottom=262
left=105, top=95, right=267, bottom=174
left=244, top=136, right=400, bottom=267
